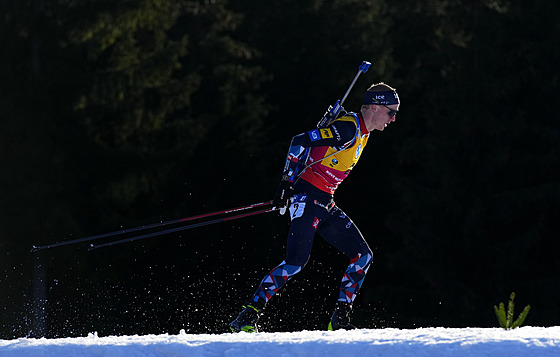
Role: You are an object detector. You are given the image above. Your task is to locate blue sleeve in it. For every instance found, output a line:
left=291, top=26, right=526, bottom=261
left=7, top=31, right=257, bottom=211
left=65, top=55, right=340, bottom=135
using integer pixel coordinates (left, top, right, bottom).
left=281, top=118, right=358, bottom=182
left=291, top=120, right=357, bottom=148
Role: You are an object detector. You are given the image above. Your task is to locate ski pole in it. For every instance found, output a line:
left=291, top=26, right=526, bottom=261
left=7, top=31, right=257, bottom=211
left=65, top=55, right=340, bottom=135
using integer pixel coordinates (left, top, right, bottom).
left=89, top=206, right=276, bottom=250
left=31, top=200, right=273, bottom=252
left=317, top=60, right=371, bottom=128
left=340, top=61, right=371, bottom=106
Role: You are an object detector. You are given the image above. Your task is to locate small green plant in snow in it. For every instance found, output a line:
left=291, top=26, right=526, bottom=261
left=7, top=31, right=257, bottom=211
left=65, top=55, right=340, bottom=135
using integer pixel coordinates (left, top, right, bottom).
left=494, top=292, right=531, bottom=330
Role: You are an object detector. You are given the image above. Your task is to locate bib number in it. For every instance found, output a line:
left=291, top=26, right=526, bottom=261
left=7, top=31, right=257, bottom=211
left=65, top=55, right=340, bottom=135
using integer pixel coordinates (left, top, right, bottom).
left=289, top=194, right=307, bottom=221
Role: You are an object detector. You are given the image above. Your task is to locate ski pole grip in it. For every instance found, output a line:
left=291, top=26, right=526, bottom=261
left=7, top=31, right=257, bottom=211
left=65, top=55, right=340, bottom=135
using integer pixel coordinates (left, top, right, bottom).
left=340, top=61, right=371, bottom=107
left=359, top=61, right=371, bottom=73
left=316, top=60, right=372, bottom=128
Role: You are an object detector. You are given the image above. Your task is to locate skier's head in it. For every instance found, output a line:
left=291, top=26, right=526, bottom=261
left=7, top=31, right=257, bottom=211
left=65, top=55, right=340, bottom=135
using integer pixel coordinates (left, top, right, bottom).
left=363, top=82, right=399, bottom=107
left=361, top=83, right=400, bottom=132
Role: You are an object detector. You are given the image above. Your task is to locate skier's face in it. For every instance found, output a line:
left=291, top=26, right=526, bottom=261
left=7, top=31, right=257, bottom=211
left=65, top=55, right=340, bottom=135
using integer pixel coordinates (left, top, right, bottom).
left=363, top=104, right=398, bottom=131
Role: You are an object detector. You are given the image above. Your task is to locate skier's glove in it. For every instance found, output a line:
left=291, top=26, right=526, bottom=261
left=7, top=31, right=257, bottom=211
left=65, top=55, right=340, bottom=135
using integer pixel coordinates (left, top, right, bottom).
left=273, top=180, right=294, bottom=215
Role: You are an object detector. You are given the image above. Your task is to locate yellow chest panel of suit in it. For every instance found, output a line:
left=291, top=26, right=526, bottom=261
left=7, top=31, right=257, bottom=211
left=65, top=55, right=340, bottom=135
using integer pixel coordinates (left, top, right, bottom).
left=319, top=117, right=369, bottom=172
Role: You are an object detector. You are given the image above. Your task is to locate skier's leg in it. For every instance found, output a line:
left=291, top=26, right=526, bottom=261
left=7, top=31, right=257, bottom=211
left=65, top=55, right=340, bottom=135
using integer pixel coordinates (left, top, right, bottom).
left=231, top=194, right=326, bottom=332
left=252, top=261, right=302, bottom=304
left=318, top=206, right=373, bottom=304
left=317, top=206, right=373, bottom=330
left=252, top=194, right=326, bottom=304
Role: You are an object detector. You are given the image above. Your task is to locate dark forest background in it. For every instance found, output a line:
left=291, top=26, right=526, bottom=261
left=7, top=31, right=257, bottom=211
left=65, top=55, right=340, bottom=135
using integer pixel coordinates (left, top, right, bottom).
left=1, top=0, right=559, bottom=338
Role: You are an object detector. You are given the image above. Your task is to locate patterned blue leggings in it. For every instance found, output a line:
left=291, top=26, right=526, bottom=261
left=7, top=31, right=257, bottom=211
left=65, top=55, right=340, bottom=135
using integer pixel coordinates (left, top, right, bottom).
left=252, top=193, right=373, bottom=305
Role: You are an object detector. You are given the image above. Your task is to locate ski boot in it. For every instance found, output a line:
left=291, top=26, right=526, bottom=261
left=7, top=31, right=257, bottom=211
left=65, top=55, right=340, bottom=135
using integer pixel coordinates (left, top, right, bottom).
left=328, top=301, right=357, bottom=331
left=230, top=300, right=265, bottom=333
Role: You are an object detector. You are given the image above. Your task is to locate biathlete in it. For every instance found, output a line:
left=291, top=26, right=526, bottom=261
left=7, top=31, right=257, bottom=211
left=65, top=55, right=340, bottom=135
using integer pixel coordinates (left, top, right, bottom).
left=230, top=82, right=400, bottom=332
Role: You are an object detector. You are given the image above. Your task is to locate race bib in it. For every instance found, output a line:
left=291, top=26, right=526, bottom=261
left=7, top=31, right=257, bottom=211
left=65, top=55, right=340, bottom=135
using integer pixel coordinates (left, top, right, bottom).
left=289, top=194, right=307, bottom=221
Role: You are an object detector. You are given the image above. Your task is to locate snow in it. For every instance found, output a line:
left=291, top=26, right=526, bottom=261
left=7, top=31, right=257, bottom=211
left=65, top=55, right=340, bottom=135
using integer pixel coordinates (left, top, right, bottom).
left=1, top=327, right=559, bottom=357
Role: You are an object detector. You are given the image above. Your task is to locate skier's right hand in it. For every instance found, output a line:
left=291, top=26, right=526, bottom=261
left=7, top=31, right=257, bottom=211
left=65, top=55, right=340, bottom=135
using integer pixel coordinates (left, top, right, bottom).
left=273, top=180, right=294, bottom=215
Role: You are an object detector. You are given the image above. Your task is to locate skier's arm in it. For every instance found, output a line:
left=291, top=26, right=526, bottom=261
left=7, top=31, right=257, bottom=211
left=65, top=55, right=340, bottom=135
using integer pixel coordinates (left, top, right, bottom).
left=281, top=120, right=357, bottom=182
left=274, top=120, right=357, bottom=212
left=291, top=120, right=357, bottom=148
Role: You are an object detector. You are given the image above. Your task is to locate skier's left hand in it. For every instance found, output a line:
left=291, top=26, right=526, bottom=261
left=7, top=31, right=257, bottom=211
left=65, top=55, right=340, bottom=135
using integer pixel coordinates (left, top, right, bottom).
left=273, top=180, right=294, bottom=215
